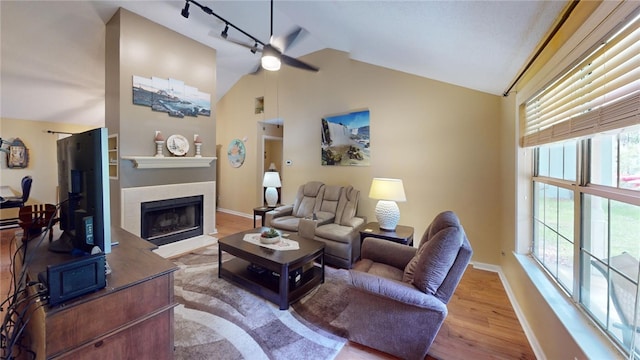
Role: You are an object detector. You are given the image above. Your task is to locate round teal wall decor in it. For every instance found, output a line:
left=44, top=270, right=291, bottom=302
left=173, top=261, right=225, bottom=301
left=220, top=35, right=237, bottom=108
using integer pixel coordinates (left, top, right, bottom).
left=227, top=138, right=246, bottom=168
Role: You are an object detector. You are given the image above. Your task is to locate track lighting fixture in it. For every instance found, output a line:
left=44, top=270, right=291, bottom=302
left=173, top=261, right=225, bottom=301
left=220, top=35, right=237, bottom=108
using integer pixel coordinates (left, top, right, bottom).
left=181, top=1, right=190, bottom=19
left=221, top=24, right=229, bottom=39
left=183, top=0, right=264, bottom=52
left=181, top=0, right=316, bottom=73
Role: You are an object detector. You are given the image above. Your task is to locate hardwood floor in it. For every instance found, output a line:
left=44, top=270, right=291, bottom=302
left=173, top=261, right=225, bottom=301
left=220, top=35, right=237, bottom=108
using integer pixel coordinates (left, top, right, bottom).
left=1, top=212, right=535, bottom=359
left=215, top=211, right=536, bottom=360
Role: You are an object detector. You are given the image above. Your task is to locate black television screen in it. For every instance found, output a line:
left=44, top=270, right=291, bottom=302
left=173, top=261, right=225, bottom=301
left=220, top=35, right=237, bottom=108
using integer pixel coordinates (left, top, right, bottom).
left=49, top=128, right=111, bottom=254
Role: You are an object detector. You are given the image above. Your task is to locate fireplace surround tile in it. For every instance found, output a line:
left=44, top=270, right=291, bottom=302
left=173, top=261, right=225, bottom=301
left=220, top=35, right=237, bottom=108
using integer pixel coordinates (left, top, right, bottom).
left=121, top=181, right=216, bottom=241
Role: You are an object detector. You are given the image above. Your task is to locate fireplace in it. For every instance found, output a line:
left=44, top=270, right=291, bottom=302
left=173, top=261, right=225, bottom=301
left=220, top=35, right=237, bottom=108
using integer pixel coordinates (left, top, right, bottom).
left=140, top=195, right=203, bottom=246
left=121, top=182, right=216, bottom=243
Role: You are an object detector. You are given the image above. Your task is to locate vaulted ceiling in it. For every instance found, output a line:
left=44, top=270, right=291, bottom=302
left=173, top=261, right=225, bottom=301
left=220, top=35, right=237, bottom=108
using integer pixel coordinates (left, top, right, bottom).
left=0, top=1, right=567, bottom=125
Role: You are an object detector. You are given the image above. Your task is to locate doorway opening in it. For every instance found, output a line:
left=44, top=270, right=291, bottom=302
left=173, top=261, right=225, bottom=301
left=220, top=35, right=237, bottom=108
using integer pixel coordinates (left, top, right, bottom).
left=259, top=120, right=283, bottom=206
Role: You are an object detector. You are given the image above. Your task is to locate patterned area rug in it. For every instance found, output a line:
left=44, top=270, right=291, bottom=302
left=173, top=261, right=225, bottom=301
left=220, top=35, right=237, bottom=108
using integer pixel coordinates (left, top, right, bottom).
left=171, top=242, right=352, bottom=360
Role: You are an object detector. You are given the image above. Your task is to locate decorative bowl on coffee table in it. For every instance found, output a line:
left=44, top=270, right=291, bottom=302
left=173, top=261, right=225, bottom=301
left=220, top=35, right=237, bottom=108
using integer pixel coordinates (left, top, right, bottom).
left=260, top=228, right=281, bottom=244
left=260, top=235, right=281, bottom=244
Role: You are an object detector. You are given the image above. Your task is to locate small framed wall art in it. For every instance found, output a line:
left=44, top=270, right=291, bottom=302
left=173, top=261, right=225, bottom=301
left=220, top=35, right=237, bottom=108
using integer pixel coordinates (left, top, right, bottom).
left=7, top=138, right=28, bottom=168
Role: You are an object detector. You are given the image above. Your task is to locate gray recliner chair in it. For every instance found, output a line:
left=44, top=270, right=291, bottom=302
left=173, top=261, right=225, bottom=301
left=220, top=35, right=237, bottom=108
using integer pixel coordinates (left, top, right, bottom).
left=342, top=210, right=473, bottom=359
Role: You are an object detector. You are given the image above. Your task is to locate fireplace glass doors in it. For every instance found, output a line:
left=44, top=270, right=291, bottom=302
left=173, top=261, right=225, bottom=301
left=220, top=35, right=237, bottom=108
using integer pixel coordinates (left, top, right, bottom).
left=140, top=195, right=203, bottom=246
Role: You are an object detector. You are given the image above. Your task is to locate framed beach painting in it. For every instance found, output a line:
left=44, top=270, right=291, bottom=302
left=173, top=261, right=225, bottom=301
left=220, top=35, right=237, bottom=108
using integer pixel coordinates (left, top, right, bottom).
left=321, top=109, right=370, bottom=166
left=132, top=75, right=211, bottom=118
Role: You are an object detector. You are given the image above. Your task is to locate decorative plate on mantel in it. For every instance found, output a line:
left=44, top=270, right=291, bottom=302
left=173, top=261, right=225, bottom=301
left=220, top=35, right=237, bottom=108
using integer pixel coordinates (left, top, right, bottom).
left=167, top=134, right=189, bottom=156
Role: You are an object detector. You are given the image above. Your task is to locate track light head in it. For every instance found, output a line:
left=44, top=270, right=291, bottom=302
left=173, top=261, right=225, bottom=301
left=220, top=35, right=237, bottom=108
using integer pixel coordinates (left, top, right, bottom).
left=181, top=1, right=190, bottom=19
left=221, top=24, right=229, bottom=39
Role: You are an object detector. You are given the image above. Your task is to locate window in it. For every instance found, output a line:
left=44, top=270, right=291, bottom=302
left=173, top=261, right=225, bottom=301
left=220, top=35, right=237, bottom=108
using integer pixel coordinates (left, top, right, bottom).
left=533, top=133, right=640, bottom=355
left=533, top=182, right=575, bottom=292
left=533, top=141, right=577, bottom=294
left=592, top=131, right=640, bottom=190
left=526, top=10, right=640, bottom=358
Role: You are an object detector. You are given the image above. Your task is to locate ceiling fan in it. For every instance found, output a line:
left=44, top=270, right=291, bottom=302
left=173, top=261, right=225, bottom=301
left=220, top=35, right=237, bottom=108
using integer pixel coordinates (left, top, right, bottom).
left=202, top=0, right=318, bottom=73
left=258, top=0, right=318, bottom=73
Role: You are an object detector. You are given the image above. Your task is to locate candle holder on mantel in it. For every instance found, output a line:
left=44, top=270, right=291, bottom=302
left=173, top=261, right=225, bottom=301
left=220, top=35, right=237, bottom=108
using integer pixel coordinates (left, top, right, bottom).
left=154, top=131, right=165, bottom=157
left=194, top=134, right=202, bottom=158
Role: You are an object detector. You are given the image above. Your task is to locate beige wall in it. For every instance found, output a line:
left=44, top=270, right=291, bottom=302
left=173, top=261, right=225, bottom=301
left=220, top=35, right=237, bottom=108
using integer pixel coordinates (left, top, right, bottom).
left=0, top=118, right=95, bottom=218
left=105, top=8, right=217, bottom=227
left=107, top=8, right=217, bottom=180
left=216, top=49, right=503, bottom=264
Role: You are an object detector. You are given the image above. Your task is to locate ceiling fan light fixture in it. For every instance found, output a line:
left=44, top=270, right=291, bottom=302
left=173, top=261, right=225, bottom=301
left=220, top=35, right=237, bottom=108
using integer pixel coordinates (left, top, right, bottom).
left=261, top=46, right=280, bottom=71
left=181, top=1, right=190, bottom=19
left=261, top=55, right=281, bottom=71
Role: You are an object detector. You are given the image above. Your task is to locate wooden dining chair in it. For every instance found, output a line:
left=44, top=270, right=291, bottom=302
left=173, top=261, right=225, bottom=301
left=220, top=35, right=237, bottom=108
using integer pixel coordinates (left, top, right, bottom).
left=18, top=204, right=58, bottom=243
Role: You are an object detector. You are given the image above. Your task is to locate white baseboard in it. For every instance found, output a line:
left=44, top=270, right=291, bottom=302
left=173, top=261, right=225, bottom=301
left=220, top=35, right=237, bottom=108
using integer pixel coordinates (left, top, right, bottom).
left=216, top=207, right=252, bottom=219
left=471, top=261, right=544, bottom=360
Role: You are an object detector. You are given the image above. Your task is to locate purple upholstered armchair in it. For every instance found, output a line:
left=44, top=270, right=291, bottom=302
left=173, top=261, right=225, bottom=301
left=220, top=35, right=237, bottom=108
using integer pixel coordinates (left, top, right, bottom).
left=343, top=211, right=473, bottom=360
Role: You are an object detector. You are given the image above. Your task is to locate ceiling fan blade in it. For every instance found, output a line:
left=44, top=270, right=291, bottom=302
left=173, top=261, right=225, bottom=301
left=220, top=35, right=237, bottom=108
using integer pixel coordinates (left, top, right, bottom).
left=271, top=27, right=306, bottom=53
left=281, top=54, right=319, bottom=72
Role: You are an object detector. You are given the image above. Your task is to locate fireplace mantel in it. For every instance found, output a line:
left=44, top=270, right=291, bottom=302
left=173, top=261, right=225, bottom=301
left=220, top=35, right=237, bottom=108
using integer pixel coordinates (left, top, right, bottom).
left=122, top=156, right=216, bottom=169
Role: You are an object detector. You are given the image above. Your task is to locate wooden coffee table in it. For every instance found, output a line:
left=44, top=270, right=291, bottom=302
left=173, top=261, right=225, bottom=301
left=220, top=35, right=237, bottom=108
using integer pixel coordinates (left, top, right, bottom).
left=218, top=228, right=325, bottom=310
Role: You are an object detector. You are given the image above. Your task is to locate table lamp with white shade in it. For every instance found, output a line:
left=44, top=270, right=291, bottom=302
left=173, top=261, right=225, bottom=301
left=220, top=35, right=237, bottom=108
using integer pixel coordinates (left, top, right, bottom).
left=263, top=172, right=281, bottom=207
left=368, top=178, right=406, bottom=231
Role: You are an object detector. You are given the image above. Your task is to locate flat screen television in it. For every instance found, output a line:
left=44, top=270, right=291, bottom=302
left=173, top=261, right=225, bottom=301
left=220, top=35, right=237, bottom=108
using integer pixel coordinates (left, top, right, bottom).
left=49, top=128, right=111, bottom=254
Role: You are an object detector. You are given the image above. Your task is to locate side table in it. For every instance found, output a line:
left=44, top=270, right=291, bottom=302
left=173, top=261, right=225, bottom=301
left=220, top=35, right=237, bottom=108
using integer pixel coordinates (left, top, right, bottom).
left=360, top=222, right=414, bottom=246
left=253, top=206, right=276, bottom=228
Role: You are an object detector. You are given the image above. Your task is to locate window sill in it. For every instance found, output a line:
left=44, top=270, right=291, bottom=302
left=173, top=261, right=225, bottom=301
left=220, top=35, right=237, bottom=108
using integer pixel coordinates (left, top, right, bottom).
left=514, top=253, right=622, bottom=359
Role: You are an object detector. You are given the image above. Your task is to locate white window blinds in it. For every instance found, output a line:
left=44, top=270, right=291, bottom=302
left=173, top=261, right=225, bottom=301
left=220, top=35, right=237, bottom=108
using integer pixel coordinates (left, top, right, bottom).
left=523, top=13, right=640, bottom=147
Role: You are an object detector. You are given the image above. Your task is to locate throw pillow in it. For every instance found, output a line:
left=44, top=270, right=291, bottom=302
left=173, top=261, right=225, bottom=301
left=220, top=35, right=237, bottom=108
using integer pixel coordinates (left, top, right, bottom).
left=411, top=227, right=463, bottom=294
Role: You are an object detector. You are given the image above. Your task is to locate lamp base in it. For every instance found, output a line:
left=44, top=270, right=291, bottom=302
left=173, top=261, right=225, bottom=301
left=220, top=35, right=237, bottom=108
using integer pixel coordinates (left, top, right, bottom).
left=265, top=187, right=278, bottom=207
left=375, top=200, right=400, bottom=231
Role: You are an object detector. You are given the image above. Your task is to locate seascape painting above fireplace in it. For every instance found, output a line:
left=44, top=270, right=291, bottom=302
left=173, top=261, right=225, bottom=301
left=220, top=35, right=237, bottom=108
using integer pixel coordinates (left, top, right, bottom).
left=132, top=75, right=211, bottom=118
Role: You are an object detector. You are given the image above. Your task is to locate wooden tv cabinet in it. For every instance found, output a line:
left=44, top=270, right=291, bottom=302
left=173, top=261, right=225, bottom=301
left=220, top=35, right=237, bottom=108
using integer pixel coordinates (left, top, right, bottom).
left=22, top=226, right=178, bottom=359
